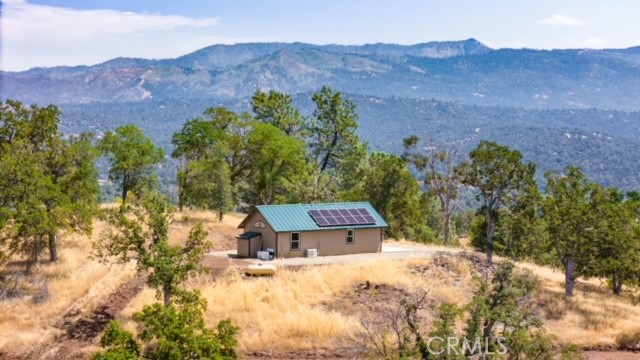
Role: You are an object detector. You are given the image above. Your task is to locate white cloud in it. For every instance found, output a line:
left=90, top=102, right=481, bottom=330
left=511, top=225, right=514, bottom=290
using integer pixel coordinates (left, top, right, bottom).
left=536, top=15, right=585, bottom=26
left=1, top=1, right=223, bottom=71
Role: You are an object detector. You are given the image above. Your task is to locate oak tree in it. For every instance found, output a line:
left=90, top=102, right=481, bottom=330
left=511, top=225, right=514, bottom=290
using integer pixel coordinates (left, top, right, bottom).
left=99, top=124, right=165, bottom=205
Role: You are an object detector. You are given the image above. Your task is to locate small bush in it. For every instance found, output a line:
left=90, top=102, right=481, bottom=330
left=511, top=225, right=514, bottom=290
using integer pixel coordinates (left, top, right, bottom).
left=616, top=328, right=640, bottom=350
left=94, top=291, right=239, bottom=360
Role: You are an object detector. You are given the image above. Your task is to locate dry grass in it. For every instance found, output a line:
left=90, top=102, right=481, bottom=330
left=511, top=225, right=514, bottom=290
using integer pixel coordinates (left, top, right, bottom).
left=0, top=219, right=137, bottom=352
left=517, top=261, right=640, bottom=348
left=169, top=210, right=243, bottom=250
left=118, top=256, right=479, bottom=352
left=119, top=250, right=640, bottom=353
left=0, top=208, right=241, bottom=353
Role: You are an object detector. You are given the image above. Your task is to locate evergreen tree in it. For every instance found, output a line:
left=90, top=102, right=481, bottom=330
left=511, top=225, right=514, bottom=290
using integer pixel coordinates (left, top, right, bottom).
left=251, top=89, right=306, bottom=136
left=310, top=86, right=362, bottom=173
left=458, top=141, right=536, bottom=264
left=591, top=188, right=640, bottom=295
left=543, top=166, right=604, bottom=297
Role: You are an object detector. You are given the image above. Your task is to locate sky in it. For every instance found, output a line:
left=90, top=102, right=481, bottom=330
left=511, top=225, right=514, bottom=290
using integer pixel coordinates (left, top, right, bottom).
left=2, top=0, right=640, bottom=71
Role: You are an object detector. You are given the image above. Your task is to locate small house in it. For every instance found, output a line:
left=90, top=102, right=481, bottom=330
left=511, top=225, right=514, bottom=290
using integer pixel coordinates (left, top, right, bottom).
left=236, top=202, right=388, bottom=258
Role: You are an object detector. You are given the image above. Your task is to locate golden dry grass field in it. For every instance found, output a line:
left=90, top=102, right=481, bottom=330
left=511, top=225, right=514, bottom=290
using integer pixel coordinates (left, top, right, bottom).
left=2, top=208, right=640, bottom=357
left=0, top=219, right=136, bottom=352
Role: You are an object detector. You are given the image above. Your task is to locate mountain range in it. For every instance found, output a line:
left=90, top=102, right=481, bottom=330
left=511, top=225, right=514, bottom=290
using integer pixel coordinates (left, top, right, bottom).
left=3, top=39, right=640, bottom=109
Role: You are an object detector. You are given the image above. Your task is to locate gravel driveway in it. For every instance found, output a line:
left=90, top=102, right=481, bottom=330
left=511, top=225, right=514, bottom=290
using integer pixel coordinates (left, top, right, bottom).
left=207, top=243, right=463, bottom=267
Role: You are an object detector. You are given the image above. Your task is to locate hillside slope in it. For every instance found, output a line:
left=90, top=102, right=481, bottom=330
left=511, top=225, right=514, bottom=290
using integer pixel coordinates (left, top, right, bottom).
left=3, top=40, right=640, bottom=109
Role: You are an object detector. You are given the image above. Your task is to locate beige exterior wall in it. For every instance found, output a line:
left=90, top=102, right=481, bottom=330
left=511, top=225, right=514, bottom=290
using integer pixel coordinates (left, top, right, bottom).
left=278, top=227, right=382, bottom=258
left=237, top=239, right=250, bottom=258
left=237, top=211, right=277, bottom=258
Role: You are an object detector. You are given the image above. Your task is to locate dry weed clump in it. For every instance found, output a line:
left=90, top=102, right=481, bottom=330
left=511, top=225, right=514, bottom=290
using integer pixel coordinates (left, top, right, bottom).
left=617, top=328, right=640, bottom=350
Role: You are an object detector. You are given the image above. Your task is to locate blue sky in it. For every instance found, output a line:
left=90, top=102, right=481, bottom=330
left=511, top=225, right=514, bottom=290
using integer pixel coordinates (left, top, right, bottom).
left=2, top=0, right=640, bottom=71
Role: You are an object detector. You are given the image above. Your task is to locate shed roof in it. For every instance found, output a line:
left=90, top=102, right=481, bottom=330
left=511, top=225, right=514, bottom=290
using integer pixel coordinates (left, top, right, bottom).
left=238, top=202, right=388, bottom=232
left=237, top=231, right=261, bottom=239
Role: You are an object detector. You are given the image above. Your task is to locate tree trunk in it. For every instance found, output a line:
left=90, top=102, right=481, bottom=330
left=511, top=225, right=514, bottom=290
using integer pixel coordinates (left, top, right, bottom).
left=121, top=183, right=128, bottom=205
left=565, top=257, right=576, bottom=297
left=485, top=209, right=494, bottom=264
left=178, top=161, right=187, bottom=212
left=613, top=273, right=623, bottom=296
left=27, top=239, right=42, bottom=274
left=121, top=173, right=129, bottom=206
left=443, top=209, right=451, bottom=246
left=482, top=320, right=495, bottom=346
left=163, top=284, right=172, bottom=307
left=178, top=188, right=184, bottom=212
left=218, top=211, right=224, bottom=222
left=320, top=129, right=339, bottom=172
left=48, top=231, right=58, bottom=263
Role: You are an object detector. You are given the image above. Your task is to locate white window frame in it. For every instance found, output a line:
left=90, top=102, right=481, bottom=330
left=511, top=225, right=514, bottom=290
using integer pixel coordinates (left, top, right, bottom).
left=291, top=232, right=301, bottom=251
left=346, top=229, right=355, bottom=244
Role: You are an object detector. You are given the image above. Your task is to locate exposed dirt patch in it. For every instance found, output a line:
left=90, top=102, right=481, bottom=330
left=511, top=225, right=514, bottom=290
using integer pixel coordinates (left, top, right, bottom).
left=245, top=348, right=364, bottom=359
left=201, top=254, right=253, bottom=277
left=325, top=281, right=412, bottom=319
left=585, top=351, right=640, bottom=360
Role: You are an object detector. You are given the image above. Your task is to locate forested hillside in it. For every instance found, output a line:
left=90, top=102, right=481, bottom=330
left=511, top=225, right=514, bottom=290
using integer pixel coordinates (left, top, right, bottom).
left=58, top=95, right=640, bottom=191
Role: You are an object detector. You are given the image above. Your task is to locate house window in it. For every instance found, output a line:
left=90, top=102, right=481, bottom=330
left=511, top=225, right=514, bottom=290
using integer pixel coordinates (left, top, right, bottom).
left=346, top=229, right=355, bottom=244
left=254, top=220, right=266, bottom=228
left=291, top=232, right=301, bottom=251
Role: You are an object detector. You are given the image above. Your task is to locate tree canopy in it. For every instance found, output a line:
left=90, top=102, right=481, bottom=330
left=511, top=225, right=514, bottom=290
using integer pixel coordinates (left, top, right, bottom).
left=99, top=124, right=165, bottom=205
left=458, top=141, right=536, bottom=264
left=0, top=100, right=99, bottom=269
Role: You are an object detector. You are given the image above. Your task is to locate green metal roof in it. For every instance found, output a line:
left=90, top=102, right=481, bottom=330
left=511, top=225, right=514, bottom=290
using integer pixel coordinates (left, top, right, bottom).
left=253, top=202, right=388, bottom=232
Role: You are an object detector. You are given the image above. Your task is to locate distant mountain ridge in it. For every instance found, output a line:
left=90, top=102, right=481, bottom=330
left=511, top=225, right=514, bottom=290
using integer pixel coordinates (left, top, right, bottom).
left=4, top=39, right=640, bottom=109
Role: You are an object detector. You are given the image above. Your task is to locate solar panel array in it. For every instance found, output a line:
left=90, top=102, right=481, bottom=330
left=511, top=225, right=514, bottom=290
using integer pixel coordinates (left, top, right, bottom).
left=308, top=208, right=376, bottom=227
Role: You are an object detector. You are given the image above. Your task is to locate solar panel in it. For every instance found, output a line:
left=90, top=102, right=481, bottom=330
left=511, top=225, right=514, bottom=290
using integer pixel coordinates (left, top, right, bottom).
left=363, top=215, right=376, bottom=223
left=348, top=209, right=360, bottom=216
left=308, top=207, right=376, bottom=227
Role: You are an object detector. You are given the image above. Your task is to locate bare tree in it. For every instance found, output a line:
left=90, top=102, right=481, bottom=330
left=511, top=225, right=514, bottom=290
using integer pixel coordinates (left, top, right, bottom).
left=404, top=136, right=461, bottom=245
left=358, top=288, right=433, bottom=359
